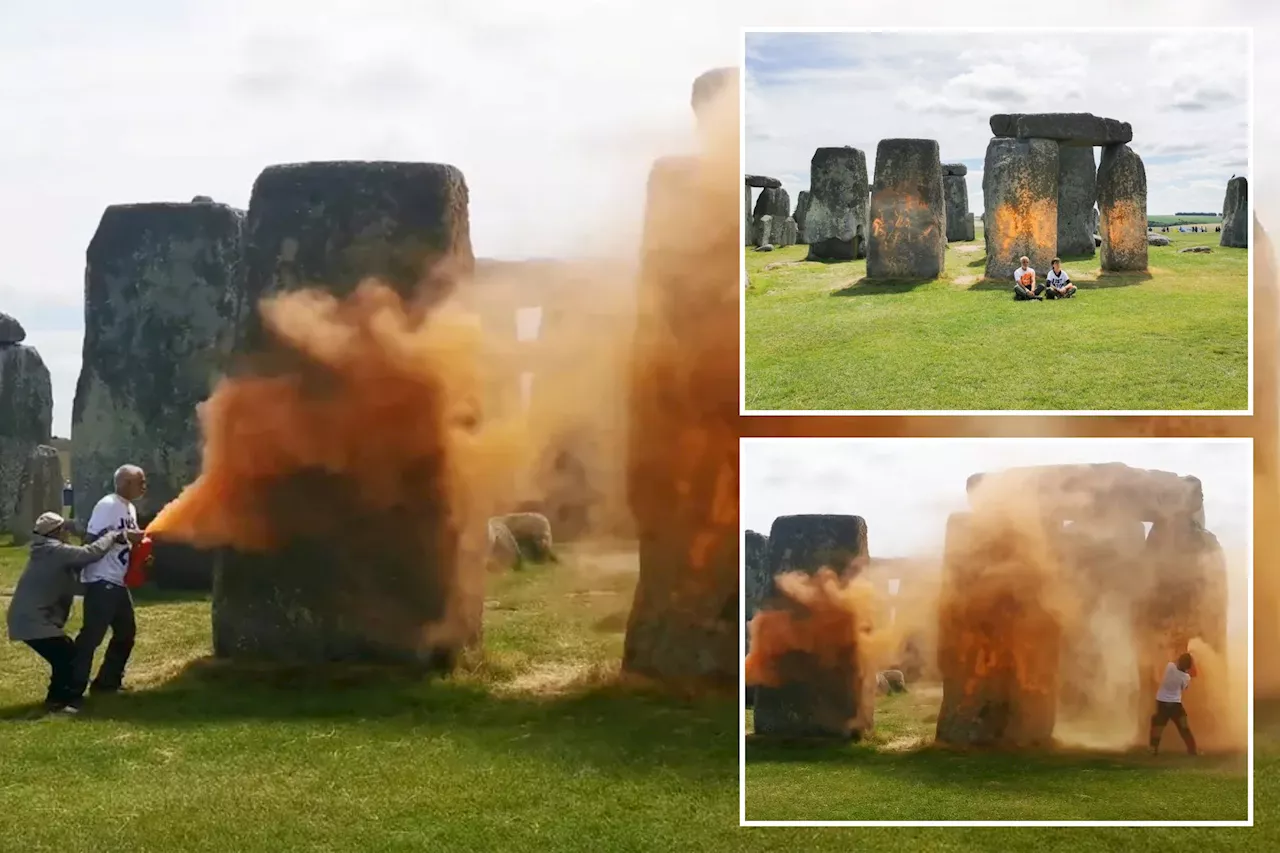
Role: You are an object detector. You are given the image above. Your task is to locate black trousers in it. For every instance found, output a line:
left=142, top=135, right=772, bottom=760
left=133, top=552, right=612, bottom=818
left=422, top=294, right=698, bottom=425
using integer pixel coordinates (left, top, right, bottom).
left=1014, top=283, right=1046, bottom=300
left=69, top=581, right=137, bottom=702
left=1045, top=285, right=1076, bottom=299
left=1150, top=700, right=1198, bottom=754
left=24, top=635, right=76, bottom=705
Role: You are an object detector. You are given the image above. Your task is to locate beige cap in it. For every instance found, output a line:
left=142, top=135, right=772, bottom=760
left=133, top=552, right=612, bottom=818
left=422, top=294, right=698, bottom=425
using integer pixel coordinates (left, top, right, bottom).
left=33, top=512, right=65, bottom=536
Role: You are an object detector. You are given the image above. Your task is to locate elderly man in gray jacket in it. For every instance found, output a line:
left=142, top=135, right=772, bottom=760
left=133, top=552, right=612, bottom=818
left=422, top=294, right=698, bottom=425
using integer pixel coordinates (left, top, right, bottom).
left=5, top=512, right=133, bottom=713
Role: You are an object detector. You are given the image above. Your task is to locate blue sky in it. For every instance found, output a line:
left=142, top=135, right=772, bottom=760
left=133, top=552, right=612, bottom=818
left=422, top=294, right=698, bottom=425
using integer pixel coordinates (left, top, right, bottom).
left=745, top=30, right=1250, bottom=219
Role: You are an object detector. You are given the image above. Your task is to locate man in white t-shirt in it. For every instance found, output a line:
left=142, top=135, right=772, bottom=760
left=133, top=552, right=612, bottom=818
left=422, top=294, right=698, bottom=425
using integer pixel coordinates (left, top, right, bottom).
left=1149, top=652, right=1199, bottom=755
left=66, top=464, right=147, bottom=708
left=1012, top=256, right=1044, bottom=301
left=1044, top=258, right=1077, bottom=299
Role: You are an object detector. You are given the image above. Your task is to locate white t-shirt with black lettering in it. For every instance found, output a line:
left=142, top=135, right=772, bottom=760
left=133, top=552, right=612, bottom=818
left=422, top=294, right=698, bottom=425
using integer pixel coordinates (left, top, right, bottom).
left=1046, top=268, right=1072, bottom=288
left=80, top=494, right=139, bottom=585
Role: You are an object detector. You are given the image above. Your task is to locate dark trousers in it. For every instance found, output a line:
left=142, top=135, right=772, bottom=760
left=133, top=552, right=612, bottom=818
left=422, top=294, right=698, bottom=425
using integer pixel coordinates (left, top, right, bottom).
left=1150, top=700, right=1198, bottom=754
left=24, top=635, right=76, bottom=706
left=1014, top=283, right=1046, bottom=300
left=1045, top=285, right=1077, bottom=299
left=69, top=581, right=137, bottom=702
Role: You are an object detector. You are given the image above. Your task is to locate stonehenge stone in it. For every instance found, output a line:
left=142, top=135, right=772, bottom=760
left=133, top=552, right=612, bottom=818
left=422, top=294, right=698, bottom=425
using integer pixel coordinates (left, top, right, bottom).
left=883, top=669, right=906, bottom=693
left=1179, top=246, right=1214, bottom=254
left=990, top=113, right=1132, bottom=147
left=779, top=217, right=798, bottom=247
left=214, top=160, right=477, bottom=669
left=0, top=343, right=53, bottom=533
left=943, top=174, right=970, bottom=243
left=966, top=463, right=1204, bottom=523
left=942, top=163, right=968, bottom=177
left=867, top=139, right=946, bottom=280
left=624, top=150, right=738, bottom=689
left=72, top=201, right=245, bottom=525
left=1097, top=144, right=1149, bottom=272
left=12, top=445, right=61, bottom=545
left=744, top=530, right=770, bottom=650
left=691, top=66, right=737, bottom=117
left=794, top=190, right=811, bottom=244
left=935, top=512, right=1059, bottom=747
left=1057, top=145, right=1097, bottom=257
left=0, top=311, right=25, bottom=344
left=803, top=147, right=869, bottom=262
left=752, top=188, right=792, bottom=247
left=190, top=195, right=214, bottom=203
left=486, top=517, right=522, bottom=570
left=983, top=137, right=1059, bottom=279
left=876, top=671, right=889, bottom=693
left=745, top=175, right=782, bottom=189
left=500, top=511, right=554, bottom=562
left=1148, top=234, right=1171, bottom=246
left=753, top=514, right=873, bottom=739
left=1220, top=176, right=1248, bottom=248
left=744, top=184, right=752, bottom=246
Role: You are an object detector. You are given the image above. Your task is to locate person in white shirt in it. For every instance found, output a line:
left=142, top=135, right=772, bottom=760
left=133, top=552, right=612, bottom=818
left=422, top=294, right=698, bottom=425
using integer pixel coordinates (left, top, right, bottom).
left=1149, top=652, right=1199, bottom=755
left=1044, top=258, right=1077, bottom=299
left=66, top=464, right=148, bottom=708
left=1012, top=256, right=1044, bottom=301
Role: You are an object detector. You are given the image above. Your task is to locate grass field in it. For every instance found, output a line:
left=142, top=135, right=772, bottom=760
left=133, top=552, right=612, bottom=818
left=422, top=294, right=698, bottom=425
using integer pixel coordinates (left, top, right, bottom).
left=744, top=226, right=1248, bottom=411
left=745, top=685, right=1251, bottom=823
left=3, top=535, right=1277, bottom=850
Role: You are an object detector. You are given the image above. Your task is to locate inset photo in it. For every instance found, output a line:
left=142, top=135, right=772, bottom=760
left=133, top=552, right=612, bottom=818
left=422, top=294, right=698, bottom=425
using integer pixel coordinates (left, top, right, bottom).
left=741, top=28, right=1251, bottom=414
left=741, top=437, right=1251, bottom=825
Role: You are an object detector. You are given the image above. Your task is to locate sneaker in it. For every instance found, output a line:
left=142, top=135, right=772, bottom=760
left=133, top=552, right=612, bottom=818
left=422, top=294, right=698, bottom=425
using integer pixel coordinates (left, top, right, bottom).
left=60, top=705, right=80, bottom=716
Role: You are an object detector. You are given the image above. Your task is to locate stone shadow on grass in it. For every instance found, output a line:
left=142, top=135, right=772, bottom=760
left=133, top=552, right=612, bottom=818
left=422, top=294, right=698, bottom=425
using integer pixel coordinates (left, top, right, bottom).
left=0, top=657, right=736, bottom=779
left=829, top=277, right=938, bottom=297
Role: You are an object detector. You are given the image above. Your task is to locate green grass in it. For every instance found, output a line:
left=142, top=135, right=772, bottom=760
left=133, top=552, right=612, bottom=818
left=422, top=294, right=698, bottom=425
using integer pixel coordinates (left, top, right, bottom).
left=745, top=684, right=1249, bottom=822
left=744, top=227, right=1248, bottom=411
left=1148, top=215, right=1224, bottom=226
left=3, top=535, right=1277, bottom=850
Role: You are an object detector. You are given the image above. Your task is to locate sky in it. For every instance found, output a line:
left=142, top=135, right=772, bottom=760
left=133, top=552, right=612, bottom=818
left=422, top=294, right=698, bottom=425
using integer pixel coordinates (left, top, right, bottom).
left=745, top=29, right=1250, bottom=220
left=1, top=2, right=1275, bottom=440
left=741, top=438, right=1252, bottom=562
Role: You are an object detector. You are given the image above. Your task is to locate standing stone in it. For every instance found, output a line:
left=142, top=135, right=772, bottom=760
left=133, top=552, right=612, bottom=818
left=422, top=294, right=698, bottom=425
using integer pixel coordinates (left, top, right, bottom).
left=743, top=183, right=752, bottom=246
left=943, top=174, right=970, bottom=243
left=692, top=67, right=737, bottom=119
left=867, top=139, right=946, bottom=280
left=794, top=191, right=811, bottom=244
left=860, top=196, right=870, bottom=260
left=1220, top=176, right=1248, bottom=248
left=214, top=160, right=477, bottom=668
left=983, top=137, right=1059, bottom=279
left=0, top=311, right=25, bottom=345
left=12, top=445, right=62, bottom=545
left=943, top=163, right=968, bottom=177
left=624, top=151, right=738, bottom=689
left=1057, top=145, right=1097, bottom=257
left=753, top=514, right=873, bottom=739
left=744, top=530, right=770, bottom=651
left=1091, top=206, right=1100, bottom=236
left=1097, top=144, right=1149, bottom=272
left=803, top=147, right=869, bottom=262
left=73, top=201, right=245, bottom=525
left=0, top=343, right=53, bottom=533
left=752, top=187, right=792, bottom=247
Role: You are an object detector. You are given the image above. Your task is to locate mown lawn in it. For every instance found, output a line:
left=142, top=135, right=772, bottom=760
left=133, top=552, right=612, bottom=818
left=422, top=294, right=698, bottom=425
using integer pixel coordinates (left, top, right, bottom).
left=744, top=227, right=1248, bottom=412
left=3, top=535, right=1276, bottom=850
left=745, top=684, right=1251, bottom=823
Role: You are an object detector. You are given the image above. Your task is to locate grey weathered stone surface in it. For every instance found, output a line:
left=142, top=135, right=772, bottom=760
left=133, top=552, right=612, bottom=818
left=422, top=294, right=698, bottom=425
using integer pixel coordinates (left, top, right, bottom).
left=12, top=444, right=61, bottom=545
left=942, top=163, right=968, bottom=177
left=883, top=669, right=906, bottom=693
left=0, top=311, right=25, bottom=344
left=943, top=174, right=970, bottom=243
left=967, top=463, right=1204, bottom=524
left=803, top=147, right=869, bottom=262
left=794, top=190, right=811, bottom=243
left=745, top=175, right=782, bottom=189
left=1220, top=176, right=1248, bottom=248
left=868, top=139, right=946, bottom=280
left=0, top=344, right=53, bottom=533
left=745, top=529, right=769, bottom=650
left=486, top=518, right=522, bottom=570
left=990, top=113, right=1132, bottom=147
left=743, top=184, right=752, bottom=246
left=858, top=192, right=870, bottom=260
left=1097, top=144, right=1149, bottom=272
left=1179, top=246, right=1214, bottom=254
left=752, top=188, right=790, bottom=234
left=753, top=514, right=873, bottom=739
left=1091, top=206, right=1100, bottom=236
left=1057, top=145, right=1097, bottom=257
left=756, top=244, right=774, bottom=252
left=753, top=214, right=775, bottom=247
left=191, top=195, right=214, bottom=203
left=691, top=67, right=736, bottom=117
left=500, top=511, right=554, bottom=562
left=73, top=201, right=245, bottom=524
left=1148, top=233, right=1171, bottom=246
left=779, top=217, right=798, bottom=247
left=983, top=137, right=1060, bottom=279
left=214, top=160, right=478, bottom=668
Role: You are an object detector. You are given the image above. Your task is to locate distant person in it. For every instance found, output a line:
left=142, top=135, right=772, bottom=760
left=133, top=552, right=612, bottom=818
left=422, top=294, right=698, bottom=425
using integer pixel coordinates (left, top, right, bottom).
left=1013, top=256, right=1044, bottom=301
left=5, top=513, right=131, bottom=713
left=66, top=464, right=148, bottom=709
left=1044, top=258, right=1077, bottom=299
left=1149, top=652, right=1199, bottom=756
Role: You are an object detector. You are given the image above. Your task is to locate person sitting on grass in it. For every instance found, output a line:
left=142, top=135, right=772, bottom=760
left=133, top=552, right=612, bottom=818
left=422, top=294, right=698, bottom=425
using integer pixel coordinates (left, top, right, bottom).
left=1150, top=652, right=1199, bottom=756
left=1044, top=258, right=1077, bottom=299
left=1013, top=256, right=1044, bottom=301
left=4, top=512, right=135, bottom=714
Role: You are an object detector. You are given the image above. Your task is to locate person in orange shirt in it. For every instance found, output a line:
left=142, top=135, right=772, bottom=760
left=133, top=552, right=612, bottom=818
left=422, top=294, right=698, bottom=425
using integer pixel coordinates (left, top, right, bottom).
left=1012, top=256, right=1044, bottom=301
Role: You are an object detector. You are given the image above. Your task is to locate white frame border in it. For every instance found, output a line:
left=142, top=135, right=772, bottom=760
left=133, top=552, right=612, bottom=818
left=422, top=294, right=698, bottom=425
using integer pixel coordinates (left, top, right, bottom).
left=738, top=26, right=1255, bottom=419
left=737, top=435, right=1255, bottom=828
